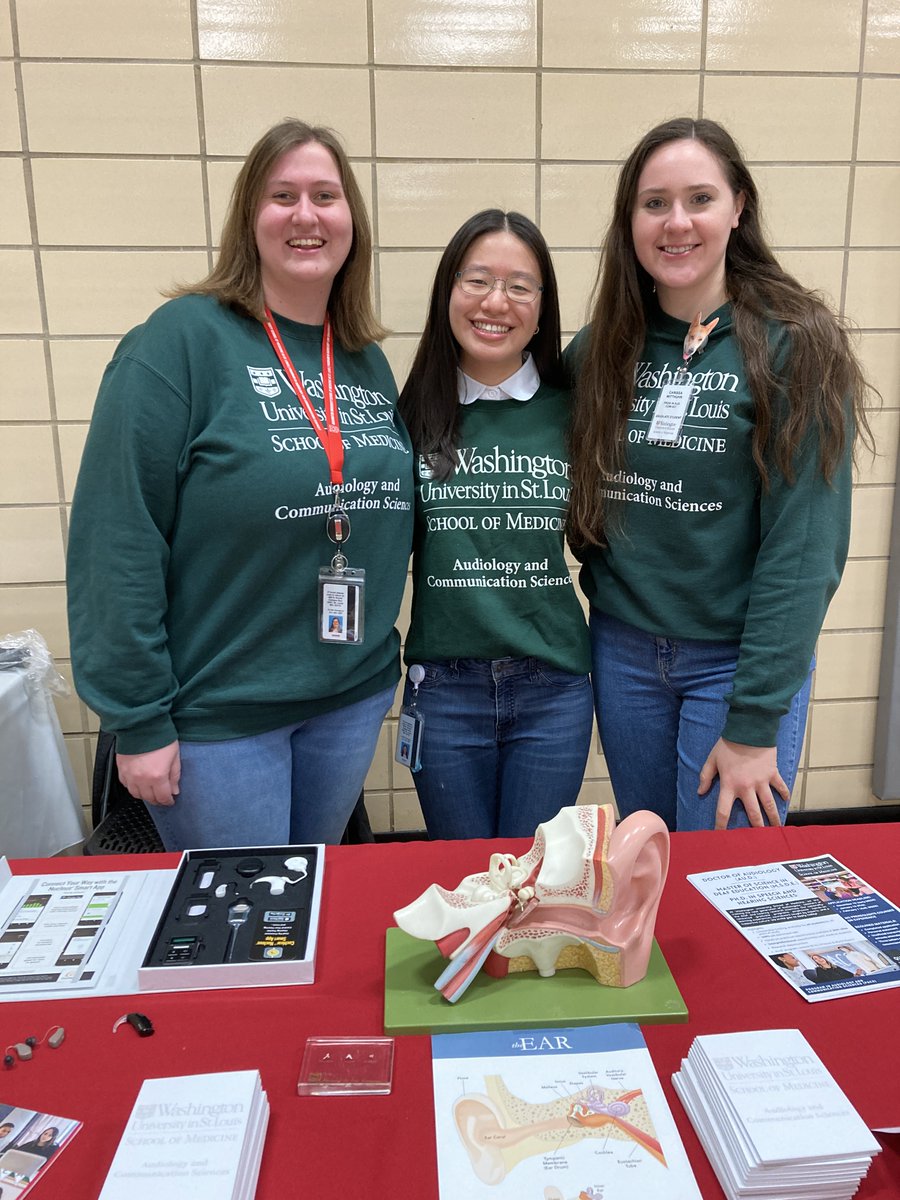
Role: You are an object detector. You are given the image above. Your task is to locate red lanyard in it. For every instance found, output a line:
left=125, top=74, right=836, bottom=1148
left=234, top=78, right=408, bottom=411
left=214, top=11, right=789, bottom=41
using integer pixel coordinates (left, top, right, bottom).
left=262, top=308, right=344, bottom=487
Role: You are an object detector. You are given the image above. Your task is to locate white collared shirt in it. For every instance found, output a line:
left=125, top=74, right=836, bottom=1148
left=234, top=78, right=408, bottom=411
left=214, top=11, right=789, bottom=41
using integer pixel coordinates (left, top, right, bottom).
left=457, top=353, right=541, bottom=405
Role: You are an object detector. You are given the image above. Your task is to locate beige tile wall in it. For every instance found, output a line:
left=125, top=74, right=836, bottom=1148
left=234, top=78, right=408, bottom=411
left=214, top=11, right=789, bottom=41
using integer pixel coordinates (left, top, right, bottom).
left=2, top=0, right=897, bottom=833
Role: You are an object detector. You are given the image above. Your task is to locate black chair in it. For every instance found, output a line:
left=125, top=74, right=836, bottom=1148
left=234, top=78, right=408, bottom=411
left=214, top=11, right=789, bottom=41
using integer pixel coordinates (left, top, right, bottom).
left=342, top=790, right=374, bottom=844
left=84, top=731, right=374, bottom=853
left=84, top=730, right=165, bottom=854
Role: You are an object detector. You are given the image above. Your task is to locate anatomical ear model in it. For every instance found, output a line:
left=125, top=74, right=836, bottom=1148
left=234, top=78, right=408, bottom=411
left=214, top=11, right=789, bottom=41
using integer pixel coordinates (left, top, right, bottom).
left=394, top=804, right=669, bottom=1002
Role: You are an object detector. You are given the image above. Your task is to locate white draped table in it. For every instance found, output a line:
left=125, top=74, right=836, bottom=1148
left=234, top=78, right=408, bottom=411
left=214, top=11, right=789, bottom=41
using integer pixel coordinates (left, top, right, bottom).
left=0, top=668, right=86, bottom=857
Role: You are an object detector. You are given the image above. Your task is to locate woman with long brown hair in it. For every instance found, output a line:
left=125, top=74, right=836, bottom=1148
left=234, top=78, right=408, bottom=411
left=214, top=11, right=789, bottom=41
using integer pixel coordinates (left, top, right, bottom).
left=567, top=117, right=872, bottom=832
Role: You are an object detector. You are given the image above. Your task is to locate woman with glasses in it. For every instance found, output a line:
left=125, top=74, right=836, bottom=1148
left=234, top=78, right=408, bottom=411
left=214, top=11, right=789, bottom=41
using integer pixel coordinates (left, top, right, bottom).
left=398, top=210, right=592, bottom=839
left=566, top=117, right=873, bottom=833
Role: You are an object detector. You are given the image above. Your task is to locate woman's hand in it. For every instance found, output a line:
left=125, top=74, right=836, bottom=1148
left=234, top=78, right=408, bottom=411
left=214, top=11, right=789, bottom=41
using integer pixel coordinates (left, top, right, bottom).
left=698, top=738, right=789, bottom=830
left=116, top=741, right=181, bottom=807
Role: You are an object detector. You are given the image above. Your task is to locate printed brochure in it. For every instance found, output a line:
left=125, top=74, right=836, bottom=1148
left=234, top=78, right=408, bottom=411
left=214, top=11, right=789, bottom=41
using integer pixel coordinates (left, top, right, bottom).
left=673, top=1029, right=880, bottom=1200
left=688, top=854, right=900, bottom=1001
left=98, top=1069, right=268, bottom=1200
left=0, top=1102, right=81, bottom=1197
left=0, top=858, right=175, bottom=1000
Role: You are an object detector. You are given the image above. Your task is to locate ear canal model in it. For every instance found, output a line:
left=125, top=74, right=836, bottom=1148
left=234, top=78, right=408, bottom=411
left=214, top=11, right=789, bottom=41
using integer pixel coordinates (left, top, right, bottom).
left=481, top=806, right=670, bottom=987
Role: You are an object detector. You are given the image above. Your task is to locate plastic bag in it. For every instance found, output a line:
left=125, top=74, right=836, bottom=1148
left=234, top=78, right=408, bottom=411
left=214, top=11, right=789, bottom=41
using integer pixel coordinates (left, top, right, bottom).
left=0, top=628, right=70, bottom=713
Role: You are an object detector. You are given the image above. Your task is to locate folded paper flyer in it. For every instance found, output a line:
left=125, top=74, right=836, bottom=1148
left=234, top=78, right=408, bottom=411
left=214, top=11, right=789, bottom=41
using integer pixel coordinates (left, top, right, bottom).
left=688, top=854, right=900, bottom=1001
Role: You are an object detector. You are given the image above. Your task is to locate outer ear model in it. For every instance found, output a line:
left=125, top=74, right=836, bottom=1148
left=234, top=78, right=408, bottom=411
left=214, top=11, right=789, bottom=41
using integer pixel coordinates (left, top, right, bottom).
left=593, top=808, right=670, bottom=986
left=394, top=804, right=669, bottom=1002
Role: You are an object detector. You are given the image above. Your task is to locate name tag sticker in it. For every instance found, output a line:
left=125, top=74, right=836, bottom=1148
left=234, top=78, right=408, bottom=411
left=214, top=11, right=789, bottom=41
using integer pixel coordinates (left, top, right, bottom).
left=648, top=383, right=691, bottom=444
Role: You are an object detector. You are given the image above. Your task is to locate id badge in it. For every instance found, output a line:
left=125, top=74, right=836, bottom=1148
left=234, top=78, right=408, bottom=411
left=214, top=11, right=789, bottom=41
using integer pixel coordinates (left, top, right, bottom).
left=318, top=566, right=366, bottom=644
left=647, top=383, right=691, bottom=443
left=394, top=707, right=424, bottom=773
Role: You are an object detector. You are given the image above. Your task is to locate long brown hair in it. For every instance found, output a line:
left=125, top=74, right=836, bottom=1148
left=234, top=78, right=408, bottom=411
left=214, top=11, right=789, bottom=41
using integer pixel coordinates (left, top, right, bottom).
left=170, top=119, right=385, bottom=351
left=567, top=117, right=874, bottom=549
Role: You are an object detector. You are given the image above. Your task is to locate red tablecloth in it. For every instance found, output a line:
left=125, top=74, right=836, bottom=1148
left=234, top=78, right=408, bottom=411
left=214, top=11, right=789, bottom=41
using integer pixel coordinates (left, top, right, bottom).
left=4, top=824, right=899, bottom=1198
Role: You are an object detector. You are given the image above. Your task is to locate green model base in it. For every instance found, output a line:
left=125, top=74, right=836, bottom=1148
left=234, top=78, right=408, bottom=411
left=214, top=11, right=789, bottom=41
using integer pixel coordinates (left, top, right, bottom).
left=383, top=929, right=688, bottom=1036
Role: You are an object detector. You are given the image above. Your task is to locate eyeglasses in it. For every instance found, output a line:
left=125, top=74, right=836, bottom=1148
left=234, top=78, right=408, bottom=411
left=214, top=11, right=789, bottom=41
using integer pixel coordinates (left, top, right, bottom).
left=455, top=270, right=543, bottom=304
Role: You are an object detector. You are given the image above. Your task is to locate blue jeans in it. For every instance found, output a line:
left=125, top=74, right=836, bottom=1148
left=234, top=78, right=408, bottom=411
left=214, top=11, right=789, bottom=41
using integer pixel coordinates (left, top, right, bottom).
left=403, top=658, right=594, bottom=840
left=147, top=685, right=395, bottom=850
left=590, top=611, right=812, bottom=831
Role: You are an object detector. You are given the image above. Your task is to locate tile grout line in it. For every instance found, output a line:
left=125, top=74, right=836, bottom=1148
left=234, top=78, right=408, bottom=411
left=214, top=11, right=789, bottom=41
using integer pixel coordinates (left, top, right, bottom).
left=698, top=0, right=708, bottom=116
left=804, top=1, right=872, bottom=806
left=366, top=0, right=383, bottom=330
left=534, top=0, right=543, bottom=228
left=190, top=0, right=215, bottom=274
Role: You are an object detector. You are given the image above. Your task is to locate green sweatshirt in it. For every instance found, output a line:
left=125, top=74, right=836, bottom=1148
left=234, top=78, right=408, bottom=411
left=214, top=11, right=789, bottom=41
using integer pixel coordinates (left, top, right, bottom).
left=404, top=383, right=590, bottom=674
left=68, top=294, right=414, bottom=754
left=566, top=304, right=851, bottom=745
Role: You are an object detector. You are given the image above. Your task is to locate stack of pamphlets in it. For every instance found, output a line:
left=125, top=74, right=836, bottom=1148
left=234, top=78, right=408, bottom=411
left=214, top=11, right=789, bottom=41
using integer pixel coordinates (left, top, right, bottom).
left=673, top=1029, right=880, bottom=1199
left=432, top=1023, right=702, bottom=1198
left=98, top=1069, right=268, bottom=1200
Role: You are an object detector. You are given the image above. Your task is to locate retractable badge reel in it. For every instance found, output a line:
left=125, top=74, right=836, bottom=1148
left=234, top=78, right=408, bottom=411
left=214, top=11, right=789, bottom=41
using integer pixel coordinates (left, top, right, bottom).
left=318, top=488, right=366, bottom=645
left=395, top=665, right=425, bottom=772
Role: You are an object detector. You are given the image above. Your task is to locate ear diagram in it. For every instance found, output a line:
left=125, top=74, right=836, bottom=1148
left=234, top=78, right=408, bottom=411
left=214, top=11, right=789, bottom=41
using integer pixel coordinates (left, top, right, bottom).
left=453, top=1075, right=666, bottom=1185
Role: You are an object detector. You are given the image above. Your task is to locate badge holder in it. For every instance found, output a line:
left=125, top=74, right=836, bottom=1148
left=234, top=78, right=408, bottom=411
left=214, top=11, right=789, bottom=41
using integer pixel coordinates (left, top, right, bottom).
left=647, top=378, right=691, bottom=444
left=395, top=664, right=425, bottom=773
left=318, top=494, right=365, bottom=645
left=647, top=312, right=717, bottom=445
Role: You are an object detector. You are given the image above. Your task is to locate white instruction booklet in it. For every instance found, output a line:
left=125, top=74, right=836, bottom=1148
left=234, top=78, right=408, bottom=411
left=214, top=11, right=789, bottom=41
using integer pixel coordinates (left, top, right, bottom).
left=0, top=858, right=175, bottom=1000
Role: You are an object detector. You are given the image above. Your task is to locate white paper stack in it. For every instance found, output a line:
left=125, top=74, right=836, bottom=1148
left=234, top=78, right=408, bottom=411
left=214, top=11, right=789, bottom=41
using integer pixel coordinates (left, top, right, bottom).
left=673, top=1029, right=880, bottom=1199
left=98, top=1069, right=269, bottom=1200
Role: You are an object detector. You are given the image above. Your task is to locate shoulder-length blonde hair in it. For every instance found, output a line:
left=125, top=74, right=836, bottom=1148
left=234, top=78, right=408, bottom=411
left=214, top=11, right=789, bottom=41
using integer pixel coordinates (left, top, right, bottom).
left=172, top=118, right=385, bottom=351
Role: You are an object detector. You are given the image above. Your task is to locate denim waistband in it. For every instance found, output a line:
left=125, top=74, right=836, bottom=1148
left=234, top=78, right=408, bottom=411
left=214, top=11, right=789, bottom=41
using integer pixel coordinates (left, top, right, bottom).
left=443, top=656, right=541, bottom=679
